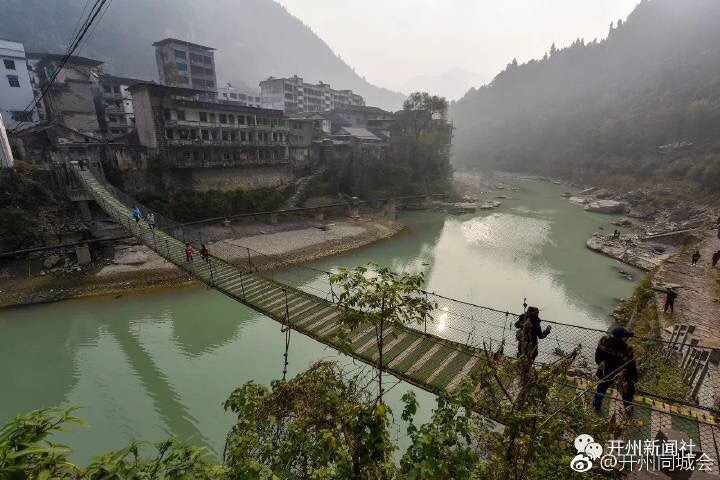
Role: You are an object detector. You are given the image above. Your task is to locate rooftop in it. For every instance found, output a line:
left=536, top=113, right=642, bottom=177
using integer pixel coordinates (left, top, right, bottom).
left=100, top=73, right=148, bottom=86
left=152, top=38, right=216, bottom=51
left=27, top=52, right=104, bottom=67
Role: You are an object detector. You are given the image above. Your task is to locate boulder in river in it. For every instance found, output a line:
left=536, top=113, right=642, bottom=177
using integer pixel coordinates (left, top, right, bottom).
left=584, top=200, right=627, bottom=214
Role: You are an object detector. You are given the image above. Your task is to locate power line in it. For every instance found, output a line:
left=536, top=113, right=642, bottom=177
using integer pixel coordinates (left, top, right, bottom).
left=8, top=0, right=111, bottom=134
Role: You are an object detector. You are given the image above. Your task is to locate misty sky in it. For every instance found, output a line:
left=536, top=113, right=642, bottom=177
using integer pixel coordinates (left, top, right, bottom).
left=275, top=0, right=639, bottom=92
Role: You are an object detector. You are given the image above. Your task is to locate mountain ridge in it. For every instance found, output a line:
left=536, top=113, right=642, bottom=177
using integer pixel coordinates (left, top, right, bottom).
left=0, top=0, right=405, bottom=111
left=450, top=0, right=720, bottom=191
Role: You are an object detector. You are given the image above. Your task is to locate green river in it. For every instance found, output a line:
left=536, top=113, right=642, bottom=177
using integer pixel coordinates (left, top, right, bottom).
left=0, top=179, right=641, bottom=462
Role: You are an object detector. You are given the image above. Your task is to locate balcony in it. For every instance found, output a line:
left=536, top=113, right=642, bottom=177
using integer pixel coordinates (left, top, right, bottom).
left=166, top=138, right=288, bottom=147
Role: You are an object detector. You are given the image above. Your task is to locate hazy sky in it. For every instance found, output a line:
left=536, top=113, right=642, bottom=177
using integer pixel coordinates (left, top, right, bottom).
left=275, top=0, right=640, bottom=90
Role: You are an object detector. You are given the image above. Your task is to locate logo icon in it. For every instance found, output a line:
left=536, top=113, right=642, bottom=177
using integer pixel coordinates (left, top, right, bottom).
left=571, top=434, right=604, bottom=472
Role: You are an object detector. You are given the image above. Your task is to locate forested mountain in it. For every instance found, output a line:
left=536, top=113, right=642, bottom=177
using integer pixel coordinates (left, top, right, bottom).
left=450, top=0, right=720, bottom=191
left=0, top=0, right=404, bottom=110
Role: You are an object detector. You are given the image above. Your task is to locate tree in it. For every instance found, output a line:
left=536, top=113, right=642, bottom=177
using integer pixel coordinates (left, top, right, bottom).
left=330, top=263, right=435, bottom=402
left=400, top=345, right=628, bottom=480
left=223, top=361, right=395, bottom=480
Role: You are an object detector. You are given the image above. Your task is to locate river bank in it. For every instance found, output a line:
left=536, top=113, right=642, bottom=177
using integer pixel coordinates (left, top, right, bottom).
left=0, top=217, right=403, bottom=308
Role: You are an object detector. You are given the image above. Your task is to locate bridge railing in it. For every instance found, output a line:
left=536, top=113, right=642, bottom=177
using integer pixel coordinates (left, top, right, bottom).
left=75, top=165, right=720, bottom=416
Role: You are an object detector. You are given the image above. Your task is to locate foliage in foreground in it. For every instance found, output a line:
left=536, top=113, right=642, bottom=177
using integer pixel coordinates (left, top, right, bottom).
left=0, top=406, right=221, bottom=479
left=1, top=352, right=627, bottom=480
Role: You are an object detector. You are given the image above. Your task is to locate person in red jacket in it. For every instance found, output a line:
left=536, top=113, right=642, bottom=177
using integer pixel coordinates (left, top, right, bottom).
left=185, top=242, right=194, bottom=263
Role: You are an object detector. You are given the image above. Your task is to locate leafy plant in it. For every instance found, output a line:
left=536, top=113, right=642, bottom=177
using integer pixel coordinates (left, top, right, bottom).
left=330, top=263, right=435, bottom=402
left=223, top=361, right=395, bottom=480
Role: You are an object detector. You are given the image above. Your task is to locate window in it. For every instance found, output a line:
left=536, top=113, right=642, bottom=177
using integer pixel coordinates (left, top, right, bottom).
left=210, top=130, right=218, bottom=140
left=163, top=109, right=171, bottom=120
left=189, top=129, right=197, bottom=139
left=183, top=151, right=192, bottom=159
left=176, top=110, right=186, bottom=120
left=108, top=115, right=117, bottom=123
left=238, top=115, right=245, bottom=125
left=166, top=129, right=174, bottom=139
left=230, top=93, right=237, bottom=99
left=228, top=114, right=234, bottom=124
left=241, top=131, right=247, bottom=141
left=176, top=62, right=188, bottom=72
left=223, top=152, right=230, bottom=160
left=10, top=111, right=32, bottom=122
left=103, top=85, right=111, bottom=93
left=113, top=86, right=120, bottom=93
left=175, top=49, right=186, bottom=59
left=222, top=131, right=229, bottom=141
left=190, top=52, right=203, bottom=63
left=7, top=75, right=19, bottom=87
left=201, top=129, right=209, bottom=140
left=206, top=80, right=214, bottom=88
left=219, top=114, right=227, bottom=124
left=208, top=113, right=216, bottom=123
left=202, top=55, right=212, bottom=64
left=4, top=59, right=16, bottom=70
left=230, top=131, right=236, bottom=140
left=192, top=78, right=205, bottom=87
left=199, top=112, right=207, bottom=122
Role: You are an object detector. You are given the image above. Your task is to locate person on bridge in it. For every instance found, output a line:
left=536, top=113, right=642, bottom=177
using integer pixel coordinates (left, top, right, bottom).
left=146, top=212, right=156, bottom=230
left=691, top=250, right=701, bottom=266
left=592, top=327, right=638, bottom=413
left=132, top=206, right=142, bottom=224
left=664, top=287, right=677, bottom=313
left=185, top=242, right=194, bottom=263
left=514, top=306, right=551, bottom=363
left=200, top=244, right=209, bottom=262
left=713, top=250, right=720, bottom=267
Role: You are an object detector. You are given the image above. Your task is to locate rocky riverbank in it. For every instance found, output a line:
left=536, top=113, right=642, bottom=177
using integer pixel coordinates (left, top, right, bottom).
left=0, top=217, right=403, bottom=308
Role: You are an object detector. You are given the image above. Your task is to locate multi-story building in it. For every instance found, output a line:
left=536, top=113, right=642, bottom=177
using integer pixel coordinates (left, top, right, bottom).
left=217, top=83, right=261, bottom=108
left=0, top=39, right=38, bottom=130
left=153, top=38, right=217, bottom=91
left=99, top=74, right=143, bottom=136
left=130, top=82, right=291, bottom=170
left=26, top=52, right=104, bottom=134
left=260, top=75, right=365, bottom=114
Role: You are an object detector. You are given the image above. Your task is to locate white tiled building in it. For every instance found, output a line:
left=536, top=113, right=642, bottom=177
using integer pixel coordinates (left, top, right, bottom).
left=0, top=39, right=37, bottom=130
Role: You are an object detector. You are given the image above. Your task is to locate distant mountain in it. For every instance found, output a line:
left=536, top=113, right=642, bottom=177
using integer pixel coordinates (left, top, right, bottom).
left=395, top=67, right=489, bottom=101
left=0, top=0, right=405, bottom=111
left=450, top=0, right=720, bottom=191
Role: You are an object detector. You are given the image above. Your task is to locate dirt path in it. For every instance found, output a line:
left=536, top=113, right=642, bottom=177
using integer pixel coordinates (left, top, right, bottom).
left=652, top=228, right=720, bottom=348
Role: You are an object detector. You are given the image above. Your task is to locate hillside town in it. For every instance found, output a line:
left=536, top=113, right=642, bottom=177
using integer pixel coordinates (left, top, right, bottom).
left=0, top=37, right=400, bottom=194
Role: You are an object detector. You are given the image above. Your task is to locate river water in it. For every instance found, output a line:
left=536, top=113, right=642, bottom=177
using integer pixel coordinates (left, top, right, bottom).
left=0, top=179, right=641, bottom=463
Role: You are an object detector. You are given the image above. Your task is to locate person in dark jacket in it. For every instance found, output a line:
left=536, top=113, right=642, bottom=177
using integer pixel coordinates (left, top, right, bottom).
left=200, top=244, right=209, bottom=262
left=664, top=288, right=677, bottom=313
left=514, top=306, right=551, bottom=363
left=592, top=327, right=638, bottom=412
left=691, top=250, right=701, bottom=266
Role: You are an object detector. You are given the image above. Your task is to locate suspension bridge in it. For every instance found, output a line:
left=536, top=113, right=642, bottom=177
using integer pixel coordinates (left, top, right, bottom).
left=71, top=166, right=720, bottom=471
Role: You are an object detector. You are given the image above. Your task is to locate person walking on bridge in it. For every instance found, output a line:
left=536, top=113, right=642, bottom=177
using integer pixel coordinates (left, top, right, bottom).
left=592, top=327, right=638, bottom=413
left=200, top=244, right=209, bottom=262
left=712, top=250, right=720, bottom=267
left=132, top=206, right=142, bottom=224
left=663, top=287, right=677, bottom=313
left=514, top=306, right=551, bottom=363
left=146, top=212, right=156, bottom=230
left=691, top=250, right=701, bottom=266
left=185, top=242, right=194, bottom=263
